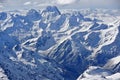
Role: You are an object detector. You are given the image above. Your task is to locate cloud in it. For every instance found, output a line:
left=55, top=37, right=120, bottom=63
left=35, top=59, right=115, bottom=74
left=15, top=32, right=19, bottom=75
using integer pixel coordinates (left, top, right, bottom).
left=0, top=5, right=3, bottom=8
left=59, top=0, right=119, bottom=9
left=0, top=0, right=119, bottom=11
left=57, top=0, right=76, bottom=5
left=0, top=0, right=5, bottom=3
left=24, top=1, right=31, bottom=5
left=78, top=0, right=119, bottom=8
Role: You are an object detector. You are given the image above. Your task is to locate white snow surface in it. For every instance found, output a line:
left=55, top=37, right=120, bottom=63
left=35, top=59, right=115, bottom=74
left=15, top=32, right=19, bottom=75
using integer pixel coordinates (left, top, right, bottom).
left=0, top=7, right=120, bottom=80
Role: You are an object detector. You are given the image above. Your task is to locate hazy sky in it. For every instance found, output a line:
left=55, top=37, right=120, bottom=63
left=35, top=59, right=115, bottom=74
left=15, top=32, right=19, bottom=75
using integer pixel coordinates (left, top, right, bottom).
left=0, top=0, right=119, bottom=10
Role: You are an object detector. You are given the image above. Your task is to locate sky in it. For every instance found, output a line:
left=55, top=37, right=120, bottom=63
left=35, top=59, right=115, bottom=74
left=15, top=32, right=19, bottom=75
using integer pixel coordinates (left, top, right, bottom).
left=0, top=0, right=120, bottom=11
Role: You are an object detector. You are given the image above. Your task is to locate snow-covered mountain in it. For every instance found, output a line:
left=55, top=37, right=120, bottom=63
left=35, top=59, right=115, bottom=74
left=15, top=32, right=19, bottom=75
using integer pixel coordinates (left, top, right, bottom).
left=0, top=6, right=120, bottom=80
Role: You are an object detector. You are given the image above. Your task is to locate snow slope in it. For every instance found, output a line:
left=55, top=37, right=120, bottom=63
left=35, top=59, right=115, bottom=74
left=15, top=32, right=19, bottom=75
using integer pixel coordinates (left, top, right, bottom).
left=0, top=6, right=120, bottom=80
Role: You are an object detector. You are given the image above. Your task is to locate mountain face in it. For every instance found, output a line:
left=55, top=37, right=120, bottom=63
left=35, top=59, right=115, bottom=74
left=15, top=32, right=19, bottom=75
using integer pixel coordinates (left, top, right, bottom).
left=0, top=6, right=120, bottom=80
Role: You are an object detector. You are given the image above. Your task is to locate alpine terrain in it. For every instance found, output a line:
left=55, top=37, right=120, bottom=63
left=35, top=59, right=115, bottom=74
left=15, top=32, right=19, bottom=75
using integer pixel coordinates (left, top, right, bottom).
left=0, top=6, right=120, bottom=80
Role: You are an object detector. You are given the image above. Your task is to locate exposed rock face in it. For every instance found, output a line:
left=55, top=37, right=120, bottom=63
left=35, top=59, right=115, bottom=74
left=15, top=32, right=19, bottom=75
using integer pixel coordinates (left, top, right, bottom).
left=0, top=6, right=120, bottom=80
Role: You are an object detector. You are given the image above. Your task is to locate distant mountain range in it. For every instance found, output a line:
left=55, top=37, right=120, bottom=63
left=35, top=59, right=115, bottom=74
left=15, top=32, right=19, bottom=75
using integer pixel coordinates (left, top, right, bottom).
left=0, top=6, right=120, bottom=80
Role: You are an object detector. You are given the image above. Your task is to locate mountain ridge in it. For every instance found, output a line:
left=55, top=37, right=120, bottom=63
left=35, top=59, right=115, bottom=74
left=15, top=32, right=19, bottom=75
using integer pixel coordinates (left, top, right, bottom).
left=0, top=6, right=120, bottom=80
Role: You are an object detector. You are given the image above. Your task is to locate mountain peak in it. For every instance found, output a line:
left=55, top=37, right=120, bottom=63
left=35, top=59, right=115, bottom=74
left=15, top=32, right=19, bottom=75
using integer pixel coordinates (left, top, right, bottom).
left=42, top=6, right=61, bottom=15
left=26, top=9, right=41, bottom=21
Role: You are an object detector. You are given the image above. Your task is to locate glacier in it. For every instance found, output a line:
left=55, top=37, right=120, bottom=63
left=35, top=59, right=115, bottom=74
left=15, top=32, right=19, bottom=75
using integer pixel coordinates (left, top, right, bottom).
left=0, top=6, right=120, bottom=80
